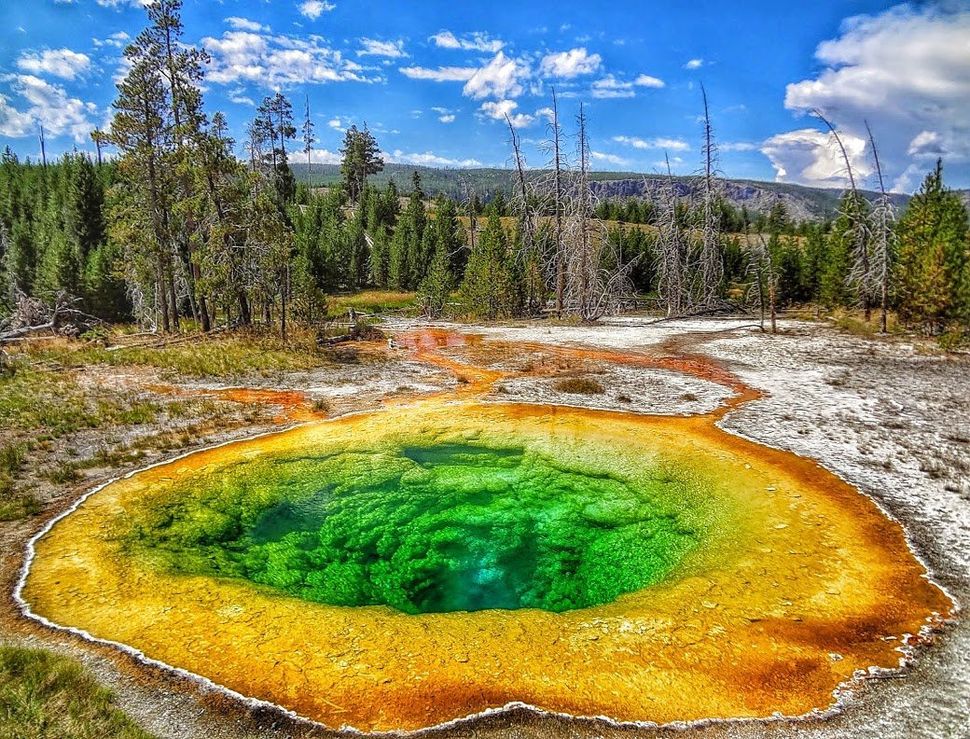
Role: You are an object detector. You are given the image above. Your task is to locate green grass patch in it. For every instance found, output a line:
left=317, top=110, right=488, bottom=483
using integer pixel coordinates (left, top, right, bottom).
left=0, top=646, right=153, bottom=739
left=327, top=290, right=416, bottom=317
left=25, top=333, right=329, bottom=379
left=0, top=364, right=160, bottom=438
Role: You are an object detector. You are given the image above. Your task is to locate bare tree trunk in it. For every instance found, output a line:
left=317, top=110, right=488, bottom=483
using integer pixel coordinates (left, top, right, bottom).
left=38, top=124, right=47, bottom=168
left=552, top=90, right=565, bottom=318
left=866, top=120, right=894, bottom=334
left=699, top=85, right=723, bottom=308
left=815, top=109, right=872, bottom=322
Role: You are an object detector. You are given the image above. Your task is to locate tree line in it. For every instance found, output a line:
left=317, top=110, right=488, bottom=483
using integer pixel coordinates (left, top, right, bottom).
left=1, top=0, right=968, bottom=342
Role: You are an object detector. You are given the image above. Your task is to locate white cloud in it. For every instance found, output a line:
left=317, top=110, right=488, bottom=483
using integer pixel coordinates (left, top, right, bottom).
left=591, top=75, right=635, bottom=99
left=228, top=88, right=255, bottom=106
left=462, top=52, right=530, bottom=100
left=539, top=48, right=601, bottom=78
left=431, top=106, right=456, bottom=123
left=591, top=151, right=629, bottom=166
left=357, top=38, right=407, bottom=58
left=298, top=1, right=335, bottom=20
left=402, top=51, right=530, bottom=102
left=328, top=117, right=345, bottom=131
left=0, top=94, right=34, bottom=139
left=386, top=149, right=482, bottom=168
left=429, top=30, right=504, bottom=53
left=0, top=74, right=97, bottom=143
left=93, top=31, right=130, bottom=49
left=399, top=65, right=476, bottom=82
left=479, top=99, right=534, bottom=127
left=613, top=135, right=690, bottom=151
left=721, top=141, right=759, bottom=152
left=780, top=3, right=970, bottom=190
left=226, top=17, right=268, bottom=33
left=16, top=49, right=91, bottom=80
left=306, top=148, right=342, bottom=164
left=592, top=73, right=664, bottom=99
left=634, top=74, right=665, bottom=88
left=201, top=30, right=373, bottom=88
left=761, top=128, right=871, bottom=188
left=95, top=0, right=150, bottom=8
left=684, top=58, right=704, bottom=70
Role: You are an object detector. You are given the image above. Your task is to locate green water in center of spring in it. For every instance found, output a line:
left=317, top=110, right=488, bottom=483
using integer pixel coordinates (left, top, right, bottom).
left=123, top=443, right=700, bottom=613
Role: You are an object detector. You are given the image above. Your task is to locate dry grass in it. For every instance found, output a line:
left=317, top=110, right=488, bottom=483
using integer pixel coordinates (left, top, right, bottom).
left=0, top=646, right=153, bottom=739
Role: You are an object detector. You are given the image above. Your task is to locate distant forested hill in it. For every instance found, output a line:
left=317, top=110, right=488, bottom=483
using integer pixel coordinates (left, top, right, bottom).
left=292, top=162, right=923, bottom=222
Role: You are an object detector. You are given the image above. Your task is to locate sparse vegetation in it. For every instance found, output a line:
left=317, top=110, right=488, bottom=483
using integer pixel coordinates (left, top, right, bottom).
left=553, top=377, right=606, bottom=395
left=0, top=646, right=154, bottom=739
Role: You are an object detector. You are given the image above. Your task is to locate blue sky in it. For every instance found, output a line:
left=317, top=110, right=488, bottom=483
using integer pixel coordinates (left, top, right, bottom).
left=1, top=0, right=968, bottom=191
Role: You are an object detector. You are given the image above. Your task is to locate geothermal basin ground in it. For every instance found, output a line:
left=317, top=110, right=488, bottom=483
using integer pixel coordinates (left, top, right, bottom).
left=1, top=317, right=968, bottom=739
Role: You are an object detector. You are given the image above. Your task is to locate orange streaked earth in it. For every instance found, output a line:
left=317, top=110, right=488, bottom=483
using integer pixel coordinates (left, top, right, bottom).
left=19, top=331, right=952, bottom=733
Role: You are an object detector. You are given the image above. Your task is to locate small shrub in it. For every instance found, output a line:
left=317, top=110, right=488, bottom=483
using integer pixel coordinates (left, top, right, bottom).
left=311, top=398, right=332, bottom=414
left=43, top=461, right=81, bottom=485
left=553, top=377, right=605, bottom=395
left=0, top=484, right=41, bottom=521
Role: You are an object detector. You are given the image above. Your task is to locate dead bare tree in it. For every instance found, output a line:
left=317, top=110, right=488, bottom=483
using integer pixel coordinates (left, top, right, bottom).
left=814, top=109, right=874, bottom=320
left=655, top=153, right=685, bottom=317
left=745, top=233, right=778, bottom=334
left=506, top=114, right=536, bottom=259
left=0, top=291, right=102, bottom=343
left=865, top=120, right=896, bottom=334
left=550, top=90, right=566, bottom=317
left=696, top=84, right=723, bottom=308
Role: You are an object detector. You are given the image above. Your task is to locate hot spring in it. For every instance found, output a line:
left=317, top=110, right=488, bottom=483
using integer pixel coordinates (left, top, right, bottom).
left=121, top=442, right=701, bottom=614
left=22, top=399, right=949, bottom=732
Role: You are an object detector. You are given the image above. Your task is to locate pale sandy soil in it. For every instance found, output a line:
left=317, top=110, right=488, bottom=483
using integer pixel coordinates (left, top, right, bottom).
left=2, top=317, right=967, bottom=739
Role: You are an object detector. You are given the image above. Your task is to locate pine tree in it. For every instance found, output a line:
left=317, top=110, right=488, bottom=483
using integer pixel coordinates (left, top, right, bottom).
left=896, top=160, right=969, bottom=333
left=340, top=125, right=384, bottom=203
left=417, top=241, right=454, bottom=318
left=459, top=212, right=521, bottom=319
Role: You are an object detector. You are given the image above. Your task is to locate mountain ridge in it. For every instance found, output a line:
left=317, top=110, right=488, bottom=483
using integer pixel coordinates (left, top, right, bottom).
left=292, top=162, right=969, bottom=222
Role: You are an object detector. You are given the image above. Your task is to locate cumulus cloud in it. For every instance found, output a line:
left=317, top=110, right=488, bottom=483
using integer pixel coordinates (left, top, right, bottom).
left=401, top=51, right=529, bottom=102
left=298, top=1, right=335, bottom=20
left=539, top=48, right=602, bottom=78
left=478, top=99, right=534, bottom=127
left=774, top=3, right=970, bottom=190
left=0, top=74, right=97, bottom=142
left=613, top=135, right=690, bottom=151
left=201, top=29, right=373, bottom=88
left=462, top=52, right=530, bottom=100
left=357, top=38, right=407, bottom=58
left=761, top=128, right=871, bottom=187
left=16, top=48, right=91, bottom=80
left=429, top=30, right=504, bottom=53
left=306, top=148, right=342, bottom=164
left=684, top=58, right=704, bottom=70
left=386, top=149, right=482, bottom=168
